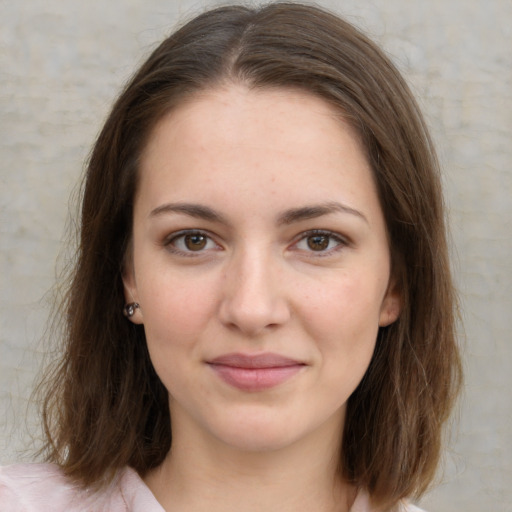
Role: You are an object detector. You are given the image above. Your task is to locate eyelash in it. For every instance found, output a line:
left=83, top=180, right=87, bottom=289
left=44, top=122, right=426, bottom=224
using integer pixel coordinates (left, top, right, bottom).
left=163, top=229, right=348, bottom=257
left=291, top=229, right=348, bottom=256
left=163, top=230, right=221, bottom=257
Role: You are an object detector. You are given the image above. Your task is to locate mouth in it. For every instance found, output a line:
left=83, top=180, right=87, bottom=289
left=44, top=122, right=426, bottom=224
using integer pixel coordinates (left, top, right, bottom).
left=207, top=353, right=306, bottom=392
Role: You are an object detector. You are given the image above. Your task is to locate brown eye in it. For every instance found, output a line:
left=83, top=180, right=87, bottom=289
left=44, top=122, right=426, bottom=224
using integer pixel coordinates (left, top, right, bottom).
left=293, top=231, right=345, bottom=255
left=184, top=233, right=207, bottom=251
left=166, top=231, right=218, bottom=255
left=307, top=234, right=330, bottom=251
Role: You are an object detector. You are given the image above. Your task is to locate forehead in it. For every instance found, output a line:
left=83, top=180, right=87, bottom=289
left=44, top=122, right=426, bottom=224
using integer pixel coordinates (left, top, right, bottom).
left=142, top=84, right=364, bottom=155
left=136, top=85, right=381, bottom=223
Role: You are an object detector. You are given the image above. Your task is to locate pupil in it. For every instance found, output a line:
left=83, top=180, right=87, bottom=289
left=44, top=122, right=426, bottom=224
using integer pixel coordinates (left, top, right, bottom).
left=308, top=235, right=329, bottom=251
left=185, top=234, right=207, bottom=251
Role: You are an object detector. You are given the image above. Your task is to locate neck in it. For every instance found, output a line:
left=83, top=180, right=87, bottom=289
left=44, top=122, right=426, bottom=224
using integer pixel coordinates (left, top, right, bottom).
left=144, top=410, right=355, bottom=512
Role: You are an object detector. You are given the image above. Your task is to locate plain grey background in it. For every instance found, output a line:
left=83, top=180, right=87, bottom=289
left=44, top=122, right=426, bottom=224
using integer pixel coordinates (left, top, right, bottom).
left=1, top=1, right=511, bottom=511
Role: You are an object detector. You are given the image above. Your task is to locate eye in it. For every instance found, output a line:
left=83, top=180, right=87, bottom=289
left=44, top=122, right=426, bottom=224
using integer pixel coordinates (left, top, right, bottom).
left=165, top=230, right=219, bottom=255
left=293, top=230, right=346, bottom=254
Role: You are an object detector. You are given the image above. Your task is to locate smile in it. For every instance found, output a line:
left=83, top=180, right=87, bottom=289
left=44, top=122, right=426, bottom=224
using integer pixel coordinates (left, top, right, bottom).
left=207, top=353, right=306, bottom=392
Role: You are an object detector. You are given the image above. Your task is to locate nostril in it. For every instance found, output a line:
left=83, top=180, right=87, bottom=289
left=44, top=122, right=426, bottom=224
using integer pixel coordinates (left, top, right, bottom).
left=219, top=297, right=291, bottom=336
left=218, top=256, right=291, bottom=334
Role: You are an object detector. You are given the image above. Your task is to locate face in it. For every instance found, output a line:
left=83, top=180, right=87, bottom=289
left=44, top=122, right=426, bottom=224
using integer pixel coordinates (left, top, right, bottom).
left=123, top=85, right=400, bottom=454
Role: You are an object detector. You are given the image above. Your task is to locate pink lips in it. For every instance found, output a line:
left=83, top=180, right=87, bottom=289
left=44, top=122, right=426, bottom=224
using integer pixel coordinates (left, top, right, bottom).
left=207, top=353, right=305, bottom=392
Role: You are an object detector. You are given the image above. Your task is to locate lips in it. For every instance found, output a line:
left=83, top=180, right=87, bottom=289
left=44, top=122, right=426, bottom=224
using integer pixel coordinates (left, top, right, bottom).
left=207, top=353, right=305, bottom=391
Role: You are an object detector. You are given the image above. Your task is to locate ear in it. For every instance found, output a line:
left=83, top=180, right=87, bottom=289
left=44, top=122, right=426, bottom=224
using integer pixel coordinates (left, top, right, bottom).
left=378, top=278, right=402, bottom=327
left=122, top=256, right=144, bottom=325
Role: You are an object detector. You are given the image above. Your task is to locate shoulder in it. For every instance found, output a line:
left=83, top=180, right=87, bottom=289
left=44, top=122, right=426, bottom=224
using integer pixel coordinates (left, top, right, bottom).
left=0, top=463, right=75, bottom=512
left=351, top=489, right=427, bottom=512
left=400, top=503, right=426, bottom=512
left=398, top=502, right=427, bottom=512
left=0, top=463, right=143, bottom=512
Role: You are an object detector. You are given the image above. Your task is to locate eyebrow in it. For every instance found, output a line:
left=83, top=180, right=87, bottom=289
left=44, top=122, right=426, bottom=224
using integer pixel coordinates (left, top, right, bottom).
left=149, top=200, right=367, bottom=225
left=149, top=202, right=229, bottom=224
left=277, top=201, right=368, bottom=225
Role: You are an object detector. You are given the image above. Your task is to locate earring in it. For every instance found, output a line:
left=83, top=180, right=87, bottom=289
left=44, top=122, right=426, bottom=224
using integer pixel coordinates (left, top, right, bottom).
left=123, top=302, right=140, bottom=318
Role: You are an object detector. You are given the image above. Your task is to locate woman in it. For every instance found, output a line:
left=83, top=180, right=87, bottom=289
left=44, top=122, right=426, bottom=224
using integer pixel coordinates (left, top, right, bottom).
left=0, top=3, right=461, bottom=511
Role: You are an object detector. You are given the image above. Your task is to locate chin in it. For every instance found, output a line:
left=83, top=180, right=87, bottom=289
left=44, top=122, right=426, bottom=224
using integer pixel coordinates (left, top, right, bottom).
left=217, top=427, right=302, bottom=453
left=205, top=405, right=342, bottom=455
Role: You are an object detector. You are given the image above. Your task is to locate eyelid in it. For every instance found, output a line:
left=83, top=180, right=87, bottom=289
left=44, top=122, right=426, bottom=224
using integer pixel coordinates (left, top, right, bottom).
left=162, top=228, right=349, bottom=257
left=163, top=229, right=222, bottom=256
left=290, top=229, right=350, bottom=255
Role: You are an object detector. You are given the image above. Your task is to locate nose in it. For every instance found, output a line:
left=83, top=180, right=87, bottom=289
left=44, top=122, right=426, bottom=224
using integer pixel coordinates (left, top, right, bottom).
left=218, top=248, right=291, bottom=336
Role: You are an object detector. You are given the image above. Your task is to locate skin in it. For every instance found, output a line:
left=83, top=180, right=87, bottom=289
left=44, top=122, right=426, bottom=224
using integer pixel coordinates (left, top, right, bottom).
left=123, top=85, right=401, bottom=512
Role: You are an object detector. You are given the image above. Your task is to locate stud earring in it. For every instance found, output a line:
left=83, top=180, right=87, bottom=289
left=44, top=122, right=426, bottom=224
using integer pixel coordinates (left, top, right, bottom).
left=123, top=302, right=140, bottom=318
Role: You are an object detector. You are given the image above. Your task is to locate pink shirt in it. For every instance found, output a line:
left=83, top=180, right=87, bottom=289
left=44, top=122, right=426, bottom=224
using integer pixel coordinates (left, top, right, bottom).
left=0, top=464, right=425, bottom=511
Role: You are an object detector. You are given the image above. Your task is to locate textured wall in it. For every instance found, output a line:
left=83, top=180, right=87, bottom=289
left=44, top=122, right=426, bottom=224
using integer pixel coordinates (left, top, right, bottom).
left=1, top=1, right=511, bottom=511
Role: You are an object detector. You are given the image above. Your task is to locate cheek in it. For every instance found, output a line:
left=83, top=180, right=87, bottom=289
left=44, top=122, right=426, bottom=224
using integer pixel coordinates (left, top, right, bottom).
left=138, top=276, right=217, bottom=395
left=298, top=270, right=386, bottom=380
left=305, top=275, right=383, bottom=393
left=139, top=271, right=218, bottom=344
left=299, top=269, right=386, bottom=339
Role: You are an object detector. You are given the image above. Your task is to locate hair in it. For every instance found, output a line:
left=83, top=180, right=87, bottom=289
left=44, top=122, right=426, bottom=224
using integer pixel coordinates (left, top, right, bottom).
left=38, top=2, right=462, bottom=508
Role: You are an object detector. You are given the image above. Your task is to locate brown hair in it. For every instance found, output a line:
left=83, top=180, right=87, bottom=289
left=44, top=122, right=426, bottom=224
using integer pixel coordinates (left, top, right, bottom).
left=39, top=2, right=462, bottom=508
